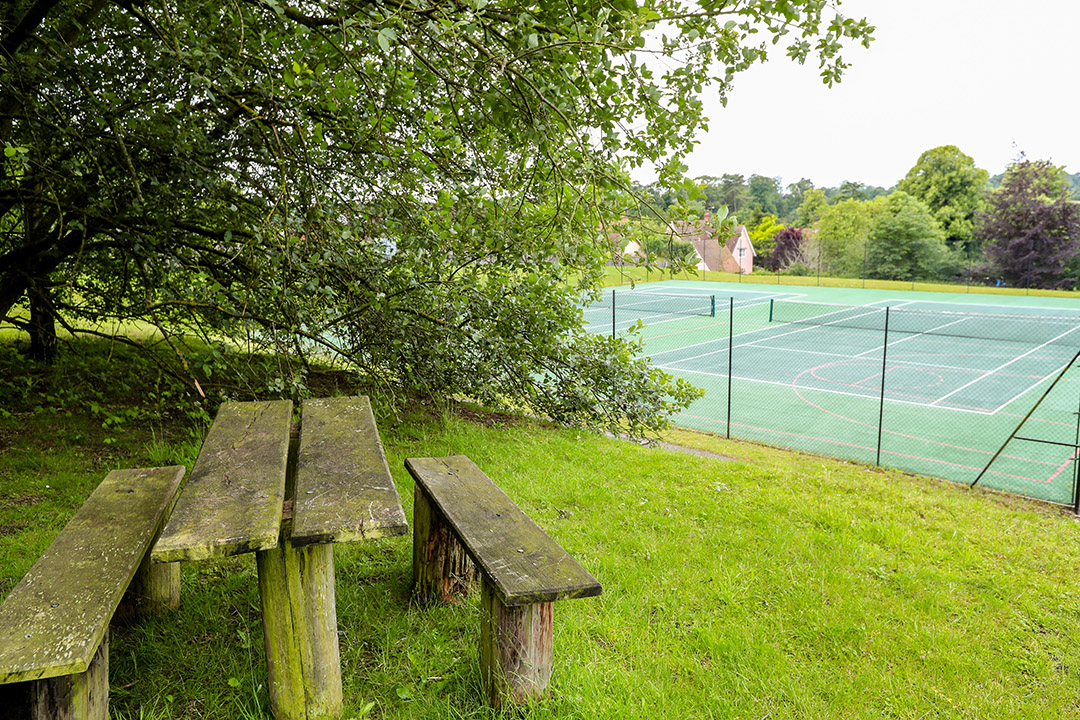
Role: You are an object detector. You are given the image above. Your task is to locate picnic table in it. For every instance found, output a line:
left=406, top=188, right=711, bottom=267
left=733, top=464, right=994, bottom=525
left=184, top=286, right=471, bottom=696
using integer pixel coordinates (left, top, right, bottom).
left=152, top=396, right=408, bottom=720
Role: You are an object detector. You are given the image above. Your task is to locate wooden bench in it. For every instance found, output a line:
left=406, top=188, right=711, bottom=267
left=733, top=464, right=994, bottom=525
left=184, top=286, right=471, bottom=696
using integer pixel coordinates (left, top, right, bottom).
left=0, top=466, right=186, bottom=720
left=152, top=396, right=407, bottom=720
left=406, top=455, right=601, bottom=706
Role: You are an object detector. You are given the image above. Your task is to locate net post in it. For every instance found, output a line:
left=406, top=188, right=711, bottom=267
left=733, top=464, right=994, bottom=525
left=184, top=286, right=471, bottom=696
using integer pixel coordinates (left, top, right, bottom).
left=711, top=295, right=716, bottom=318
left=727, top=296, right=734, bottom=439
left=876, top=307, right=890, bottom=466
left=768, top=298, right=774, bottom=323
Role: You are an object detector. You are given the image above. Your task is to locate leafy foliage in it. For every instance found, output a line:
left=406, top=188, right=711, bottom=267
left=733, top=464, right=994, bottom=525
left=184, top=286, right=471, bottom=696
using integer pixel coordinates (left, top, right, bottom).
left=898, top=145, right=989, bottom=256
left=815, top=197, right=887, bottom=276
left=1, top=0, right=873, bottom=435
left=794, top=187, right=829, bottom=227
left=977, top=159, right=1080, bottom=290
left=748, top=214, right=785, bottom=259
left=765, top=226, right=807, bottom=271
left=864, top=192, right=948, bottom=281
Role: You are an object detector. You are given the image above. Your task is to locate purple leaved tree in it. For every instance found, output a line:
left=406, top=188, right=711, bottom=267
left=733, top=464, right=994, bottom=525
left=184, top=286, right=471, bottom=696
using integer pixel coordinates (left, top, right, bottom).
left=977, top=159, right=1080, bottom=290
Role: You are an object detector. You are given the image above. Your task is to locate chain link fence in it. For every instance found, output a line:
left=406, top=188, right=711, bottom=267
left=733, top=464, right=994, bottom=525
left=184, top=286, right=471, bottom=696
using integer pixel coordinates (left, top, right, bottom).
left=588, top=289, right=1080, bottom=507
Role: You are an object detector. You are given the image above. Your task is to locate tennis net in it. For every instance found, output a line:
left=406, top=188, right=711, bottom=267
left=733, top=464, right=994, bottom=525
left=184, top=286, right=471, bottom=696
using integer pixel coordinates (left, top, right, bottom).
left=769, top=299, right=1080, bottom=348
left=593, top=291, right=716, bottom=318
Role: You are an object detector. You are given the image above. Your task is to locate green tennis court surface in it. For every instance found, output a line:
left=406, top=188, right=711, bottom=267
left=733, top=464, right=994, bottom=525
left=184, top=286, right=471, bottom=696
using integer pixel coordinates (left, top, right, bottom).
left=584, top=281, right=1080, bottom=505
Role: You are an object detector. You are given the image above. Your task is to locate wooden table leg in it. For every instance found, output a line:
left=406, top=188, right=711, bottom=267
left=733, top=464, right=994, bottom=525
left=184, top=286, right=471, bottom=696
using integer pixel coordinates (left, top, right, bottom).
left=479, top=579, right=553, bottom=707
left=118, top=556, right=181, bottom=619
left=256, top=541, right=342, bottom=720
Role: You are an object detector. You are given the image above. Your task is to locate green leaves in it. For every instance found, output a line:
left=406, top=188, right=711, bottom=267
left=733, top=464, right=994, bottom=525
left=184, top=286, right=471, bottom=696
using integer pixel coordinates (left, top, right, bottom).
left=1, top=0, right=875, bottom=434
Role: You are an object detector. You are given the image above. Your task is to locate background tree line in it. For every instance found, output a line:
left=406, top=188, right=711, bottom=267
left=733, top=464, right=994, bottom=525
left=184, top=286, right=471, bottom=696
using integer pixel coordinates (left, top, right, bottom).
left=632, top=146, right=1080, bottom=289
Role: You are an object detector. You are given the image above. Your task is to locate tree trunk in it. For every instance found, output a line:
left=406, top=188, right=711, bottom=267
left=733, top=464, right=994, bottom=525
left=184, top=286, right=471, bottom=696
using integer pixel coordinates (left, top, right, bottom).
left=28, top=281, right=57, bottom=364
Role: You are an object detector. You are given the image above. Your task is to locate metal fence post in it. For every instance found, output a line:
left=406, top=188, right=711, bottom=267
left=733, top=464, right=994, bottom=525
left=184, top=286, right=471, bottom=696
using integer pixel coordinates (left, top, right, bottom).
left=1073, top=391, right=1080, bottom=514
left=727, top=297, right=734, bottom=439
left=876, top=307, right=890, bottom=466
left=611, top=289, right=615, bottom=339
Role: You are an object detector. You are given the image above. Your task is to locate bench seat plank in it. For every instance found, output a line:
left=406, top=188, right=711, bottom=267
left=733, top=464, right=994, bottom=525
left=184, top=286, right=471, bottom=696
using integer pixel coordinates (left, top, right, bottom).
left=405, top=455, right=601, bottom=606
left=0, top=466, right=185, bottom=684
left=291, top=396, right=408, bottom=546
left=153, top=401, right=291, bottom=562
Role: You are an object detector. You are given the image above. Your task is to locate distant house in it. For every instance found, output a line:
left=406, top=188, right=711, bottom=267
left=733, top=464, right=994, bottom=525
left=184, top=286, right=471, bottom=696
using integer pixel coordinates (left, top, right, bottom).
left=621, top=238, right=644, bottom=260
left=672, top=214, right=755, bottom=274
left=725, top=224, right=756, bottom=274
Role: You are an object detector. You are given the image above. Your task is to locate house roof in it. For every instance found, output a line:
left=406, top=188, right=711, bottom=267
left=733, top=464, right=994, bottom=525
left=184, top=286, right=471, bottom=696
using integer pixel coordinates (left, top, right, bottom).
left=725, top=224, right=756, bottom=256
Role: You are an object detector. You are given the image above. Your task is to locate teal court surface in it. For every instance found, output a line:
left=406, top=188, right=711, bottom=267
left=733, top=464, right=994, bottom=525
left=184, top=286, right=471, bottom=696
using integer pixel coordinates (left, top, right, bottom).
left=582, top=280, right=1080, bottom=505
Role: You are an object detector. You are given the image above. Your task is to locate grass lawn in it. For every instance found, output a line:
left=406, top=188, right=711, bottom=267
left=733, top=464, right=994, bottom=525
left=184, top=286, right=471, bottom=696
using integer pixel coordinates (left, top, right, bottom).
left=3, top=340, right=1080, bottom=718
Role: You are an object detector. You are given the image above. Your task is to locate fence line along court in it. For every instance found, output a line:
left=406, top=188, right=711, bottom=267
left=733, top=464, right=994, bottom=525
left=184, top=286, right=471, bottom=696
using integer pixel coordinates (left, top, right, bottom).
left=582, top=281, right=1080, bottom=506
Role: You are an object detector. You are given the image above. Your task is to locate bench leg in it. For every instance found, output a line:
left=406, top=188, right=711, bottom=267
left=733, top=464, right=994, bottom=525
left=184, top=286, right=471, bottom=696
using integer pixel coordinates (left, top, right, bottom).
left=256, top=541, right=342, bottom=720
left=117, top=556, right=181, bottom=619
left=0, top=627, right=111, bottom=720
left=413, top=484, right=477, bottom=602
left=479, top=579, right=554, bottom=707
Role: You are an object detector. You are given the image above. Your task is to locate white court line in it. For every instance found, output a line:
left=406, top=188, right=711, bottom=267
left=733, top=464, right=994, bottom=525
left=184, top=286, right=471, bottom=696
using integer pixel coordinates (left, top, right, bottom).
left=852, top=316, right=974, bottom=358
left=647, top=298, right=899, bottom=360
left=628, top=289, right=801, bottom=304
left=665, top=300, right=909, bottom=366
left=583, top=312, right=708, bottom=334
left=742, top=342, right=1014, bottom=375
left=659, top=365, right=994, bottom=415
left=989, top=362, right=1080, bottom=414
left=932, top=325, right=1080, bottom=407
left=883, top=298, right=1080, bottom=315
left=990, top=359, right=1078, bottom=414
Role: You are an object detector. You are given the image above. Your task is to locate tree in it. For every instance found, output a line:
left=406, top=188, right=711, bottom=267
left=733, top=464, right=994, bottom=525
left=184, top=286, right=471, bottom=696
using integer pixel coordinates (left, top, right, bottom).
left=766, top=227, right=807, bottom=271
left=837, top=180, right=866, bottom=201
left=712, top=174, right=751, bottom=215
left=898, top=145, right=989, bottom=256
left=692, top=176, right=727, bottom=215
left=779, top=178, right=814, bottom=223
left=864, top=192, right=949, bottom=281
left=1, top=1, right=873, bottom=434
left=795, top=188, right=830, bottom=227
left=746, top=175, right=782, bottom=223
left=748, top=214, right=785, bottom=260
left=815, top=197, right=887, bottom=276
left=977, top=159, right=1080, bottom=289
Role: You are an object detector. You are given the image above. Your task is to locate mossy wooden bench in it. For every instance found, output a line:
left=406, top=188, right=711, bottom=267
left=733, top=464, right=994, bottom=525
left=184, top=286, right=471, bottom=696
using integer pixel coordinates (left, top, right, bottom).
left=151, top=396, right=407, bottom=720
left=406, top=455, right=602, bottom=706
left=0, top=466, right=186, bottom=720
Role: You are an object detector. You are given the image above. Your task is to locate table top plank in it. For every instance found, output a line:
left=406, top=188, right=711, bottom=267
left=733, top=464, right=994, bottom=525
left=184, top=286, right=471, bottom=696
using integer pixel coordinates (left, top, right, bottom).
left=405, top=455, right=601, bottom=606
left=0, top=466, right=185, bottom=684
left=152, top=400, right=292, bottom=562
left=291, top=396, right=408, bottom=546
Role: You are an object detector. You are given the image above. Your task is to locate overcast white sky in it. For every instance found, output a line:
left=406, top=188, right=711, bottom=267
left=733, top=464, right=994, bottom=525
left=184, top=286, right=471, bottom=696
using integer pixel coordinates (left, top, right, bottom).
left=643, top=0, right=1079, bottom=190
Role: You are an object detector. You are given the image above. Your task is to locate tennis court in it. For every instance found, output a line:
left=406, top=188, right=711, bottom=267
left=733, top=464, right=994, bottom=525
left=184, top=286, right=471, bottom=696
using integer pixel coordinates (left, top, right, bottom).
left=583, top=281, right=1080, bottom=505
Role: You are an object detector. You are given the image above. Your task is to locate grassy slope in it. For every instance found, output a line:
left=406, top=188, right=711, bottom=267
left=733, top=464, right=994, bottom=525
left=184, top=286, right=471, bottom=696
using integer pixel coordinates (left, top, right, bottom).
left=2, top=344, right=1080, bottom=718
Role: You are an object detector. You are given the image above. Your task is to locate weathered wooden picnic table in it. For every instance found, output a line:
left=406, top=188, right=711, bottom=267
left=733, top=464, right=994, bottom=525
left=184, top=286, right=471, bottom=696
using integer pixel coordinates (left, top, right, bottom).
left=152, top=396, right=408, bottom=720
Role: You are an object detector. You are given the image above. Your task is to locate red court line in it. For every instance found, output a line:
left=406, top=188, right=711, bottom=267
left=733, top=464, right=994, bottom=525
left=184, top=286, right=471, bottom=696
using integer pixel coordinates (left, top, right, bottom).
left=1046, top=451, right=1080, bottom=484
left=790, top=366, right=1061, bottom=471
left=676, top=412, right=1052, bottom=484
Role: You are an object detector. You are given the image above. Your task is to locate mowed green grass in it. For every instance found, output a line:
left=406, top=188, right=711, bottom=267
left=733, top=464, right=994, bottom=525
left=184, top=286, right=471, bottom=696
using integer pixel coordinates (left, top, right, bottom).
left=3, top=343, right=1080, bottom=718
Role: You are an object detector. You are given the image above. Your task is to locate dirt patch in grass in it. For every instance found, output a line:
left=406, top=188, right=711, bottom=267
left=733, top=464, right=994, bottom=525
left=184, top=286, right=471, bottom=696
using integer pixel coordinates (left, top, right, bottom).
left=0, top=493, right=44, bottom=509
left=0, top=521, right=27, bottom=536
left=451, top=402, right=529, bottom=428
